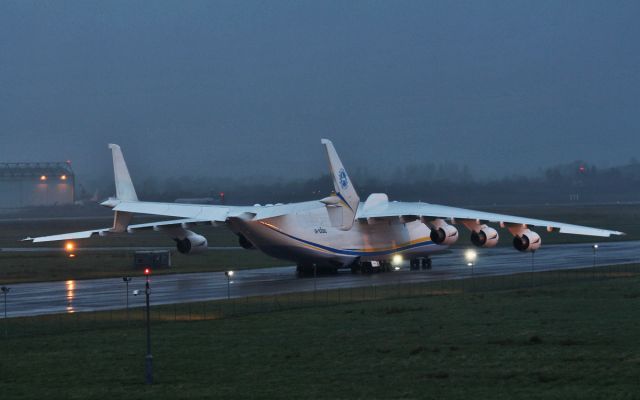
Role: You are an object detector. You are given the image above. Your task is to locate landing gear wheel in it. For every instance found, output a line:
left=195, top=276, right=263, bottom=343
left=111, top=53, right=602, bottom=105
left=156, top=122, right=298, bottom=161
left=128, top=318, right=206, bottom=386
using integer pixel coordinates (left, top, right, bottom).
left=363, top=262, right=373, bottom=274
left=296, top=264, right=315, bottom=277
left=420, top=258, right=432, bottom=270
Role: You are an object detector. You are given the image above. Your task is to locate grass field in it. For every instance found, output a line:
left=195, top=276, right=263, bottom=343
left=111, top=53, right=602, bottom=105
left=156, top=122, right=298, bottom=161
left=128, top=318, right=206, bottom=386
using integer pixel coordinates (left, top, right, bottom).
left=1, top=269, right=639, bottom=399
left=0, top=250, right=284, bottom=283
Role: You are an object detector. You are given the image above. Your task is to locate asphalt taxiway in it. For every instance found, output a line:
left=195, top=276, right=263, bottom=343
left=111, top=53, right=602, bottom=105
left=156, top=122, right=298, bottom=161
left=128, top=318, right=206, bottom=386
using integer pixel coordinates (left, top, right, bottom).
left=2, top=240, right=639, bottom=318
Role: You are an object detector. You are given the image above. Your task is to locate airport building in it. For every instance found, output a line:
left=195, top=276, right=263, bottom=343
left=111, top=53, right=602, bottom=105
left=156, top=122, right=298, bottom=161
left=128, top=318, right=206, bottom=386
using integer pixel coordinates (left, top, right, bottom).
left=0, top=162, right=75, bottom=208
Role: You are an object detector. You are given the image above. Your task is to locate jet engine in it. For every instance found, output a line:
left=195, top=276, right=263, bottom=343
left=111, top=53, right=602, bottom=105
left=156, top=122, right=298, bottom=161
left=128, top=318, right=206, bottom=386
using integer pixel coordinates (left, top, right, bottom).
left=429, top=222, right=459, bottom=246
left=175, top=230, right=208, bottom=254
left=237, top=234, right=256, bottom=250
left=470, top=226, right=499, bottom=248
left=512, top=229, right=541, bottom=252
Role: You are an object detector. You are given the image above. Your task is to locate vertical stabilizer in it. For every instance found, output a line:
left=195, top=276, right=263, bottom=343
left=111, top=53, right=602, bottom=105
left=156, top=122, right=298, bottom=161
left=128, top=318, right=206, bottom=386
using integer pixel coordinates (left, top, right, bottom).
left=321, top=139, right=359, bottom=230
left=108, top=144, right=138, bottom=202
left=107, top=144, right=137, bottom=233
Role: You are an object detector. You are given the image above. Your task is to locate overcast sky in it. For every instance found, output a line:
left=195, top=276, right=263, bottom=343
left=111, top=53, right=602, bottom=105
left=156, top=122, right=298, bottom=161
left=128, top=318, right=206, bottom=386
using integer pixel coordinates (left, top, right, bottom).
left=1, top=0, right=638, bottom=182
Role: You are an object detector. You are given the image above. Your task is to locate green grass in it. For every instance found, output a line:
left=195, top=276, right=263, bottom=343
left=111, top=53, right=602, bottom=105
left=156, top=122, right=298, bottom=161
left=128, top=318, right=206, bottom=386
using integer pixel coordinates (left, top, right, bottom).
left=2, top=268, right=640, bottom=399
left=0, top=250, right=284, bottom=283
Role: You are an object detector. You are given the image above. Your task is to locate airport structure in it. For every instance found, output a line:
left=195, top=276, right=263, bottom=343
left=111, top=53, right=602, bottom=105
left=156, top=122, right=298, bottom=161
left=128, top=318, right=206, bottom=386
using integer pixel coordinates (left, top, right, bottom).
left=0, top=162, right=75, bottom=208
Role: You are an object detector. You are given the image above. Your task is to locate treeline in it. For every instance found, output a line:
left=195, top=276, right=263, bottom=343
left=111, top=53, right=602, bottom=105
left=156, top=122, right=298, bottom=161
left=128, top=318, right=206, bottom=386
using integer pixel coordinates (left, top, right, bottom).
left=86, top=160, right=640, bottom=207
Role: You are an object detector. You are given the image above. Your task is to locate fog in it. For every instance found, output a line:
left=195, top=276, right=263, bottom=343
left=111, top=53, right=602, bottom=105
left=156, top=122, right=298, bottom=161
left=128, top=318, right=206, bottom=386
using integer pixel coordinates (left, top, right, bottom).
left=1, top=1, right=639, bottom=183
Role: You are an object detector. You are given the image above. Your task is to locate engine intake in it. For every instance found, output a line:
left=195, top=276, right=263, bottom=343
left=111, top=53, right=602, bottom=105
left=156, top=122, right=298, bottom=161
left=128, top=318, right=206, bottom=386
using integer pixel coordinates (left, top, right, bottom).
left=175, top=230, right=208, bottom=254
left=512, top=229, right=541, bottom=252
left=470, top=226, right=499, bottom=248
left=429, top=223, right=459, bottom=246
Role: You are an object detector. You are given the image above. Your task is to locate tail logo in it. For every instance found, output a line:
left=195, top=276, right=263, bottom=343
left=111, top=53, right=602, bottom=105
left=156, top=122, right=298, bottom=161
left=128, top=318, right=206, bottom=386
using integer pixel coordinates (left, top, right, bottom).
left=338, top=168, right=349, bottom=189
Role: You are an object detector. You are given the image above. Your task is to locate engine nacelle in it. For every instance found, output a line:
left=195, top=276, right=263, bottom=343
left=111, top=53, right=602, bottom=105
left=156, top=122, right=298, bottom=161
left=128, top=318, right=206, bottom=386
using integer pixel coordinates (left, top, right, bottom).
left=470, top=226, right=499, bottom=248
left=237, top=234, right=255, bottom=250
left=512, top=229, right=541, bottom=252
left=429, top=223, right=459, bottom=246
left=175, top=230, right=208, bottom=254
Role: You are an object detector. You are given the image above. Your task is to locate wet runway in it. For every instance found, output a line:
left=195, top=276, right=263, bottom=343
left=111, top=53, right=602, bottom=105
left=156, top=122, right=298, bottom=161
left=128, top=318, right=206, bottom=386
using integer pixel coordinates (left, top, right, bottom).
left=3, top=240, right=639, bottom=318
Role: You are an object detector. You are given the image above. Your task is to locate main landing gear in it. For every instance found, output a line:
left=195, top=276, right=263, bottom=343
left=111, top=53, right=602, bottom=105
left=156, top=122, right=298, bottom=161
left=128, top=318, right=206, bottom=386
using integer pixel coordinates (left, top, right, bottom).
left=350, top=260, right=394, bottom=274
left=296, top=264, right=338, bottom=276
left=409, top=257, right=432, bottom=271
left=298, top=257, right=433, bottom=276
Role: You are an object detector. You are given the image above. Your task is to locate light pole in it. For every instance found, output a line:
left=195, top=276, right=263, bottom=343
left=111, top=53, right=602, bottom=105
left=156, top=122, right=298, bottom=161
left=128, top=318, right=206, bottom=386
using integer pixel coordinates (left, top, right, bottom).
left=1, top=286, right=10, bottom=337
left=465, top=249, right=477, bottom=291
left=143, top=268, right=153, bottom=385
left=593, top=244, right=599, bottom=280
left=225, top=271, right=234, bottom=300
left=122, top=277, right=132, bottom=323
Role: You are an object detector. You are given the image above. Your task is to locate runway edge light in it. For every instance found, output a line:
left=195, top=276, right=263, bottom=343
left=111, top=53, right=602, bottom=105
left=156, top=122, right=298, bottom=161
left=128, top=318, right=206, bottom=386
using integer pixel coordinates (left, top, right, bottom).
left=65, top=241, right=76, bottom=258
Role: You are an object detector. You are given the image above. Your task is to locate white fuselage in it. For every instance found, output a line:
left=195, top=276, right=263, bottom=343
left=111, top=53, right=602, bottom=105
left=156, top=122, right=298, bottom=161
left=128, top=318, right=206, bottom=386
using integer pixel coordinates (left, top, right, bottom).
left=228, top=201, right=447, bottom=267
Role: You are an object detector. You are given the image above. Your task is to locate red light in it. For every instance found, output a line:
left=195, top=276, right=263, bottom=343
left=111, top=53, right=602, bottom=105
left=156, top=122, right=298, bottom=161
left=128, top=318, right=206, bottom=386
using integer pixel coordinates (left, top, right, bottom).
left=219, top=192, right=225, bottom=197
left=579, top=165, right=586, bottom=173
left=144, top=268, right=151, bottom=275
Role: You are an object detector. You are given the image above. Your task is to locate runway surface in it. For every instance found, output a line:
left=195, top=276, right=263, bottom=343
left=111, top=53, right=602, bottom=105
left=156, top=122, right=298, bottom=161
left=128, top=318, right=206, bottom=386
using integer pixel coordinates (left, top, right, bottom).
left=3, top=240, right=639, bottom=318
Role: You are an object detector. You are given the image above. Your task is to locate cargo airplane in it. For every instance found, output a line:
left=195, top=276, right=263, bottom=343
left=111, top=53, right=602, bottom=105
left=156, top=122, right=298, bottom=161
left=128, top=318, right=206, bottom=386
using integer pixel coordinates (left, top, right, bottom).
left=24, top=140, right=624, bottom=274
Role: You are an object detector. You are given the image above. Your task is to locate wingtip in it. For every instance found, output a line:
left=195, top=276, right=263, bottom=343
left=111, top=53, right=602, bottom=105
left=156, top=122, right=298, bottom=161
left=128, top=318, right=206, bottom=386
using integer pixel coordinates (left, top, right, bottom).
left=320, top=138, right=332, bottom=145
left=21, top=236, right=33, bottom=242
left=108, top=143, right=120, bottom=149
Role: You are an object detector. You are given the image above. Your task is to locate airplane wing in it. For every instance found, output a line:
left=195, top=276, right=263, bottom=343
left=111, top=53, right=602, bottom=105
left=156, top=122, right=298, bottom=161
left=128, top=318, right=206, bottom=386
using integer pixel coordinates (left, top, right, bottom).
left=108, top=200, right=255, bottom=221
left=357, top=199, right=624, bottom=237
left=23, top=218, right=213, bottom=243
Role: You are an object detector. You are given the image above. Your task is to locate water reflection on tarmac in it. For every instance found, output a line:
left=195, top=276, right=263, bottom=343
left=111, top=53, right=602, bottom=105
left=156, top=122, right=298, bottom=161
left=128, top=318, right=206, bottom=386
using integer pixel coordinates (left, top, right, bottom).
left=3, top=241, right=639, bottom=318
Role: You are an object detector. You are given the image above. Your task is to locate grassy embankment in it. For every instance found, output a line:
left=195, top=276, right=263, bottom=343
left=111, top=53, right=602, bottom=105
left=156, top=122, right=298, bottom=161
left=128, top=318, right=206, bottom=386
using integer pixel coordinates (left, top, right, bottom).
left=1, top=203, right=638, bottom=283
left=1, top=268, right=639, bottom=399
